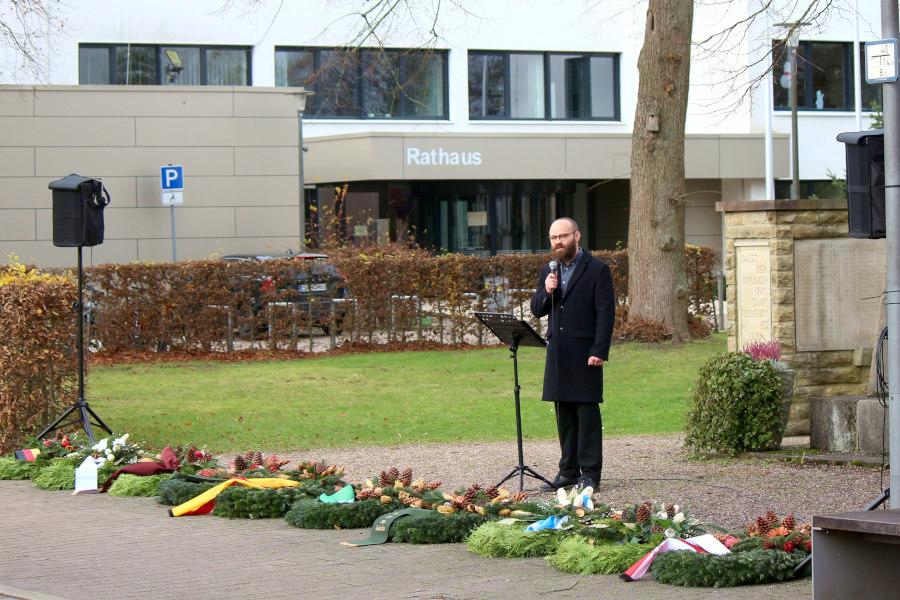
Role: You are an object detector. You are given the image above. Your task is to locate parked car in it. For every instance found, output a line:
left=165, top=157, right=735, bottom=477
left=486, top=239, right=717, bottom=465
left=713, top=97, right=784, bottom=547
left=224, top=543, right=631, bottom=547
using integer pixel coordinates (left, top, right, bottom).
left=221, top=251, right=349, bottom=334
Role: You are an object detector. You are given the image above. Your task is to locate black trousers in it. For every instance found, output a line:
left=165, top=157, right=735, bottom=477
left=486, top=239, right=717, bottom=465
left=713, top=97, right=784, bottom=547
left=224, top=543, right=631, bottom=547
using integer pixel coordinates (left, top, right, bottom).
left=555, top=401, right=602, bottom=481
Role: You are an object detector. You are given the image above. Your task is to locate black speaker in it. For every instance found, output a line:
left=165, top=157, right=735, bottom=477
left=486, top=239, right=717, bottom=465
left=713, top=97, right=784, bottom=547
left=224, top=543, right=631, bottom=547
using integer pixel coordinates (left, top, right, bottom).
left=837, top=129, right=885, bottom=239
left=49, top=174, right=110, bottom=247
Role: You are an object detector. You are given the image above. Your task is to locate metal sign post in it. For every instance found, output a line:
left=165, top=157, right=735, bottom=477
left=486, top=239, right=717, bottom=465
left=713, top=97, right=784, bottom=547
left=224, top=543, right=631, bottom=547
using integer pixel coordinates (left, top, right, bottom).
left=877, top=1, right=900, bottom=504
left=160, top=165, right=184, bottom=262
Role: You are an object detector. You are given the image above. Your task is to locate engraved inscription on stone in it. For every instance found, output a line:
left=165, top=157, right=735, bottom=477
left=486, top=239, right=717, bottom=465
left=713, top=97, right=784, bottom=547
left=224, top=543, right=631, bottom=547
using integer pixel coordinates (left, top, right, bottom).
left=795, top=238, right=885, bottom=351
left=736, top=241, right=772, bottom=350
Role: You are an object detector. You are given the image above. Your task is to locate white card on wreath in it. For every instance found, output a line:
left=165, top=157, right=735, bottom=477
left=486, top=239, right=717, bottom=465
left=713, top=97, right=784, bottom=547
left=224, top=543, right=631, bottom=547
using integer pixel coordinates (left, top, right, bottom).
left=73, top=457, right=99, bottom=494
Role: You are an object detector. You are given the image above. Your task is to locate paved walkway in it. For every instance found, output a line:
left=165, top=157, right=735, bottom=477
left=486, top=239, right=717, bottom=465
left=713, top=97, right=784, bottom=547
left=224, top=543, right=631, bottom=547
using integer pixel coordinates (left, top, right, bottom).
left=0, top=481, right=811, bottom=600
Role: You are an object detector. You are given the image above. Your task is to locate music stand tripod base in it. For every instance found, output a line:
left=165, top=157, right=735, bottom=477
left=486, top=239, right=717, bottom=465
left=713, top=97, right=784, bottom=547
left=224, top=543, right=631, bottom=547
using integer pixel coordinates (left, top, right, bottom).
left=474, top=312, right=553, bottom=492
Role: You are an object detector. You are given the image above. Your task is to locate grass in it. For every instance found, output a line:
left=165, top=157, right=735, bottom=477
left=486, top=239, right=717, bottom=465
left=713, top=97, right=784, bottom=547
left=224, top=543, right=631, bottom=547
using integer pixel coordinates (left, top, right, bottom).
left=87, top=333, right=726, bottom=452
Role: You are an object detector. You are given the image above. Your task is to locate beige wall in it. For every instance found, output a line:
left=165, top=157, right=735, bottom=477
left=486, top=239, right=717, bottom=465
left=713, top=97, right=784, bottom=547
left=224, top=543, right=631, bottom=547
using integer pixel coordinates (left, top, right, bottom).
left=0, top=85, right=305, bottom=267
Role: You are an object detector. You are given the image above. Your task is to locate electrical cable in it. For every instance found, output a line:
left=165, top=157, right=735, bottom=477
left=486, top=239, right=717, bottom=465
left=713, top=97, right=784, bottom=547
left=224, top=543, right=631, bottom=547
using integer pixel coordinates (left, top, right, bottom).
left=874, top=325, right=888, bottom=502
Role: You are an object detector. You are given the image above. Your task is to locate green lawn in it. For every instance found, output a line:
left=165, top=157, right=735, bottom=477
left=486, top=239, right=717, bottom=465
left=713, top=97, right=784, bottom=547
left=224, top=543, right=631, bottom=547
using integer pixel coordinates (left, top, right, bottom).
left=87, top=334, right=726, bottom=452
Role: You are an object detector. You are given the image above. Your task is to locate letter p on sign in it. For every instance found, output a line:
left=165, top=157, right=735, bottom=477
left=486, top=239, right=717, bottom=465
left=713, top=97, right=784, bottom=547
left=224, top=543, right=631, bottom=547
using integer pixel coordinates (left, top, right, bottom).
left=160, top=165, right=184, bottom=191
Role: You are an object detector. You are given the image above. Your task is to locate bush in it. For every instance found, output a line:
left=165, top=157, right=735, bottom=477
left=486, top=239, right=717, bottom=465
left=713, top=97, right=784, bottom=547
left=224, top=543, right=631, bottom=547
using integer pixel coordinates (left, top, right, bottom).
left=546, top=537, right=653, bottom=575
left=390, top=512, right=486, bottom=544
left=32, top=460, right=76, bottom=490
left=651, top=549, right=807, bottom=587
left=107, top=473, right=173, bottom=497
left=284, top=498, right=393, bottom=529
left=0, top=262, right=77, bottom=453
left=685, top=352, right=784, bottom=453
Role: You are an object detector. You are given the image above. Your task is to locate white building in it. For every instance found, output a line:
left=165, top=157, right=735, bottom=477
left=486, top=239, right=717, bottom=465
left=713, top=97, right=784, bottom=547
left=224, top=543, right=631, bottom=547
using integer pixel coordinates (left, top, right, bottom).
left=0, top=0, right=883, bottom=265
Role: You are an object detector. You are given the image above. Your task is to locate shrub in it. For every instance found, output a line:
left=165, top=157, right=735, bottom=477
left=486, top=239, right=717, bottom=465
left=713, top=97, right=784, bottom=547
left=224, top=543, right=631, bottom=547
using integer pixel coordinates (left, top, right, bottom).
left=685, top=352, right=784, bottom=453
left=32, top=460, right=76, bottom=490
left=0, top=261, right=78, bottom=453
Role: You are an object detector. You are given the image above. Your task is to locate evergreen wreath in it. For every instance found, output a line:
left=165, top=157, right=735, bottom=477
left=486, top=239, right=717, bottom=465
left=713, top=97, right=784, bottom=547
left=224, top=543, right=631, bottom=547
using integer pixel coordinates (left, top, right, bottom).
left=285, top=498, right=395, bottom=529
left=107, top=473, right=173, bottom=497
left=156, top=477, right=217, bottom=506
left=389, top=511, right=486, bottom=544
left=546, top=537, right=653, bottom=575
left=212, top=485, right=320, bottom=519
left=465, top=522, right=565, bottom=558
left=0, top=456, right=39, bottom=480
left=651, top=549, right=808, bottom=587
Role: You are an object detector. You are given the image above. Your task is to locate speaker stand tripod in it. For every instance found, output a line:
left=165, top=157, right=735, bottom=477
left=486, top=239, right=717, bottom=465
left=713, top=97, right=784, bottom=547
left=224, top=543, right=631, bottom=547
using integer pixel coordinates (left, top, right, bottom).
left=38, top=245, right=112, bottom=442
left=475, top=312, right=553, bottom=492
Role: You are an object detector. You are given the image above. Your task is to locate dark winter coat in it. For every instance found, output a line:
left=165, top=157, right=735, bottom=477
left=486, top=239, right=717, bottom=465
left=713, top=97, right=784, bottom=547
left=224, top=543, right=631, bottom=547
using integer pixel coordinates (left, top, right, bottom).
left=530, top=250, right=615, bottom=403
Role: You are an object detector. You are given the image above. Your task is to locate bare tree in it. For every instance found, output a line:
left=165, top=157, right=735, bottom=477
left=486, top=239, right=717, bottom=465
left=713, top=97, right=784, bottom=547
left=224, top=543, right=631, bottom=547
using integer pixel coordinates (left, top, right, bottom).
left=0, top=0, right=65, bottom=82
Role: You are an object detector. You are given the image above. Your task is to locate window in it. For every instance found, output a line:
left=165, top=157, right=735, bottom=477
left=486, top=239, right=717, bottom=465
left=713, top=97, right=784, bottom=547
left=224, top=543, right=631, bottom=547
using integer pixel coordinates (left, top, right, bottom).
left=275, top=47, right=448, bottom=119
left=772, top=40, right=882, bottom=111
left=774, top=179, right=845, bottom=200
left=468, top=51, right=619, bottom=120
left=78, top=44, right=251, bottom=85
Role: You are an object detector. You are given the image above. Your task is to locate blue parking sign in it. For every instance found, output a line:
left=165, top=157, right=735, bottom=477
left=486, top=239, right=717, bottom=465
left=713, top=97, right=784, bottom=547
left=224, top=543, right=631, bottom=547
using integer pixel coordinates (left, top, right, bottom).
left=161, top=165, right=184, bottom=190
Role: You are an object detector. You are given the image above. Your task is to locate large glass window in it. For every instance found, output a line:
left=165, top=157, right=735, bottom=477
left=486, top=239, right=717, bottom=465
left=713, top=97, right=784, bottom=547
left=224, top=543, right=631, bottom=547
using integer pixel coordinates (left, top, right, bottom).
left=468, top=51, right=618, bottom=120
left=275, top=47, right=448, bottom=119
left=772, top=40, right=881, bottom=111
left=78, top=44, right=251, bottom=85
left=860, top=44, right=884, bottom=110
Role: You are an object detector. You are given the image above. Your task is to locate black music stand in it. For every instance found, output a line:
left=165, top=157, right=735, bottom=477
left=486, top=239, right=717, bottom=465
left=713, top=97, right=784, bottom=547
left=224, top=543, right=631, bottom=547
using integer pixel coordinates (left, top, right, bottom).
left=475, top=311, right=553, bottom=492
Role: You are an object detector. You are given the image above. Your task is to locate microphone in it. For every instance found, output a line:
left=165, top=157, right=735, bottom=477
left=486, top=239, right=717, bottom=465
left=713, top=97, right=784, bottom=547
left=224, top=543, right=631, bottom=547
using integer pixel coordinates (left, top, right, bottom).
left=549, top=260, right=558, bottom=274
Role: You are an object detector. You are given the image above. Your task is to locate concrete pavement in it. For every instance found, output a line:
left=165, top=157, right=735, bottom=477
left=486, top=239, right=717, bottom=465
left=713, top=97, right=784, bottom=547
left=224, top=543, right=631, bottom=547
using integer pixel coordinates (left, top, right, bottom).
left=0, top=480, right=812, bottom=600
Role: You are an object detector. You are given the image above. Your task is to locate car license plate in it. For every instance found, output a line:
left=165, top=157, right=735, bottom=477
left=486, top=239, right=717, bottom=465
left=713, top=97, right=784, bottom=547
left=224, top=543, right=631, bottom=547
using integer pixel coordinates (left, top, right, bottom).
left=298, top=283, right=327, bottom=293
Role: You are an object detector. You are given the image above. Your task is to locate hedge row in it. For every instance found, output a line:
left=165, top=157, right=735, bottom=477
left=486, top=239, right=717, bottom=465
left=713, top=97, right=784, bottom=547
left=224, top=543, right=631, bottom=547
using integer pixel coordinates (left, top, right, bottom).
left=82, top=245, right=717, bottom=354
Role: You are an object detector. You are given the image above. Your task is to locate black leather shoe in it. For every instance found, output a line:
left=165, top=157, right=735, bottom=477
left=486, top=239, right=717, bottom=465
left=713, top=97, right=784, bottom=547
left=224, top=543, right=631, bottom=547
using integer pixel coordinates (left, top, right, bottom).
left=578, top=477, right=599, bottom=490
left=540, top=474, right=578, bottom=492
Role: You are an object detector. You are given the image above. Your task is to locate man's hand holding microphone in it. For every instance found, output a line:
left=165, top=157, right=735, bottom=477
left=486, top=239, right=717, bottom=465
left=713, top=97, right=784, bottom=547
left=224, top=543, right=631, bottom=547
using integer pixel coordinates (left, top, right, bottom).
left=545, top=260, right=559, bottom=294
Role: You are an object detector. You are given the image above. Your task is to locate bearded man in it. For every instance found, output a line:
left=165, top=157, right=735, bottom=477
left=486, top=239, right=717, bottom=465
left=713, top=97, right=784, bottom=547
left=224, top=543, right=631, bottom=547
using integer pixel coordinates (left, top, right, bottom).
left=530, top=217, right=615, bottom=491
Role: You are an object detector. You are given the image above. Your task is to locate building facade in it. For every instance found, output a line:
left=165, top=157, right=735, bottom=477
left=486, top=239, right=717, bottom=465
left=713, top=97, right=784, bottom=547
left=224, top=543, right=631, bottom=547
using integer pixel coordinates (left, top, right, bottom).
left=0, top=0, right=883, bottom=266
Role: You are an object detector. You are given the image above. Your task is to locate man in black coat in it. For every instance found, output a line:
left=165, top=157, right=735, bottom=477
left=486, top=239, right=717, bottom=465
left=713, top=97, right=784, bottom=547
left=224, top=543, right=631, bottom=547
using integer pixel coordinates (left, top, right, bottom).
left=531, top=217, right=615, bottom=491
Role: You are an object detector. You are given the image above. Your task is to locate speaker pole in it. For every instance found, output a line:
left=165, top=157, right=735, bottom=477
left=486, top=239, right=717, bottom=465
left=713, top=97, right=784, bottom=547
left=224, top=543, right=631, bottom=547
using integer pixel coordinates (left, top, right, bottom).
left=37, top=243, right=112, bottom=442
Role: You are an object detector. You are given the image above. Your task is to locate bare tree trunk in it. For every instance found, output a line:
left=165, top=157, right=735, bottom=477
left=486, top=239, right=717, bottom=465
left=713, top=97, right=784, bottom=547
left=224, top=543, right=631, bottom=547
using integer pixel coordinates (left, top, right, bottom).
left=628, top=0, right=694, bottom=341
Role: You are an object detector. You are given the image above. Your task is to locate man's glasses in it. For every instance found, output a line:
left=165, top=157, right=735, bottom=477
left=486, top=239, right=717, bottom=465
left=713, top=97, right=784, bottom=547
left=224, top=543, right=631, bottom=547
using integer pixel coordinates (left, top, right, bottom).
left=549, top=231, right=576, bottom=242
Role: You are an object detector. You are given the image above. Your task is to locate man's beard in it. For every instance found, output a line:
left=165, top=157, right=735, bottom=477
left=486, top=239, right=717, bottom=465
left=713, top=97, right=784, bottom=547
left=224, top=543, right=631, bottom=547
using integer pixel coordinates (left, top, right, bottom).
left=552, top=238, right=578, bottom=263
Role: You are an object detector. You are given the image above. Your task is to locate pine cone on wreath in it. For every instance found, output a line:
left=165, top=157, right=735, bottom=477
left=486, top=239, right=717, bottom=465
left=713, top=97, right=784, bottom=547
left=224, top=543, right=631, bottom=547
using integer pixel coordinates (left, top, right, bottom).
left=485, top=487, right=500, bottom=499
left=400, top=468, right=413, bottom=487
left=636, top=502, right=651, bottom=524
left=763, top=540, right=777, bottom=550
left=233, top=454, right=248, bottom=471
left=665, top=503, right=676, bottom=518
left=650, top=524, right=663, bottom=534
left=463, top=485, right=482, bottom=504
left=782, top=514, right=796, bottom=530
left=765, top=510, right=779, bottom=527
left=756, top=516, right=771, bottom=535
left=428, top=481, right=443, bottom=490
left=253, top=451, right=264, bottom=466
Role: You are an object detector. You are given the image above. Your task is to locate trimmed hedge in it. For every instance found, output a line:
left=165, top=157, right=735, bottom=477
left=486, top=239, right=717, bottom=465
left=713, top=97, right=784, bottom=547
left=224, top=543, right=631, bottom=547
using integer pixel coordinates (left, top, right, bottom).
left=390, top=512, right=487, bottom=544
left=284, top=498, right=394, bottom=530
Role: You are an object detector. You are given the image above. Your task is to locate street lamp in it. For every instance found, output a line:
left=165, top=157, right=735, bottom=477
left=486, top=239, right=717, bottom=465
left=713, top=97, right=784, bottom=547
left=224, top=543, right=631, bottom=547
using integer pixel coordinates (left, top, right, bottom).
left=292, top=90, right=315, bottom=250
left=776, top=22, right=808, bottom=201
